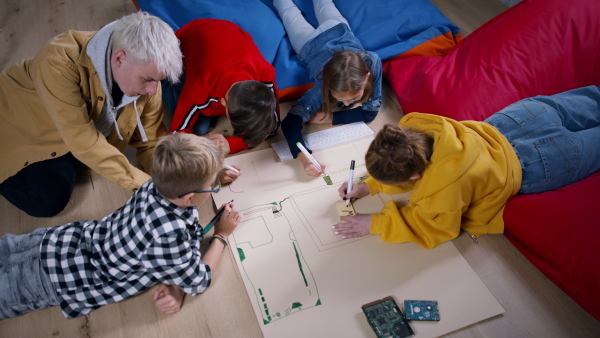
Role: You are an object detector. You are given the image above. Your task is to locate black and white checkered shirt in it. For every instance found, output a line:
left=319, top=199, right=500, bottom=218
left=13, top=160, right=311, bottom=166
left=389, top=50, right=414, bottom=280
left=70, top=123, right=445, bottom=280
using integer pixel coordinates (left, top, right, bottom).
left=40, top=180, right=211, bottom=318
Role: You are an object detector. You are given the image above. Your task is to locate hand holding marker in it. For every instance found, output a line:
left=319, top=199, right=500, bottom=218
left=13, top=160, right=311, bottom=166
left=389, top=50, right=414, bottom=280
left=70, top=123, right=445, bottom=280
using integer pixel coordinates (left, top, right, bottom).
left=223, top=163, right=240, bottom=173
left=346, top=160, right=355, bottom=206
left=296, top=142, right=334, bottom=184
left=296, top=142, right=323, bottom=172
left=202, top=199, right=234, bottom=235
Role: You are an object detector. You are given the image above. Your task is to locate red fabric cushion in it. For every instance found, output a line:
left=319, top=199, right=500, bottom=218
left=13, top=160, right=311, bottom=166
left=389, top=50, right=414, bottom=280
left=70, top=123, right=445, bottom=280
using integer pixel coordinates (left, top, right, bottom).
left=504, top=171, right=600, bottom=320
left=382, top=0, right=600, bottom=121
left=383, top=0, right=600, bottom=320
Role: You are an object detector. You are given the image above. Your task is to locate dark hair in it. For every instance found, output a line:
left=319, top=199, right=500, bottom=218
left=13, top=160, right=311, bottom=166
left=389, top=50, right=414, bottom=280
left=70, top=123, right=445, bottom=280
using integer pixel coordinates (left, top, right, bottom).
left=365, top=124, right=433, bottom=184
left=227, top=80, right=278, bottom=147
left=320, top=50, right=373, bottom=116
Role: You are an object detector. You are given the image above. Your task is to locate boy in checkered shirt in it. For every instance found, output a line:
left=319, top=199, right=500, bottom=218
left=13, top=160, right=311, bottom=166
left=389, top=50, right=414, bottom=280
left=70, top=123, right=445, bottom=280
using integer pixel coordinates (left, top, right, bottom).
left=0, top=133, right=240, bottom=319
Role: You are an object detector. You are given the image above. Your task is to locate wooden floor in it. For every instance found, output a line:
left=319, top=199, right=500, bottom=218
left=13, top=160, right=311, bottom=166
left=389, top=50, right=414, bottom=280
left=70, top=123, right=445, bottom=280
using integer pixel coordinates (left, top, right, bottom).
left=1, top=0, right=599, bottom=337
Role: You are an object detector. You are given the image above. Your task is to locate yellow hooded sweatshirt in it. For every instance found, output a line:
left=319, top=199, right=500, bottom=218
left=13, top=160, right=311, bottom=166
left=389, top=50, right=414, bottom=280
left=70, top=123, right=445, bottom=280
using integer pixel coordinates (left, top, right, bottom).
left=365, top=113, right=522, bottom=249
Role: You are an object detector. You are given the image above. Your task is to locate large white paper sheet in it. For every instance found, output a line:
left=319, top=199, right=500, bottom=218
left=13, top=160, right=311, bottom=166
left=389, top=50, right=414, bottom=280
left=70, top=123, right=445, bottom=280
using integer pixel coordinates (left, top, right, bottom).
left=214, top=139, right=504, bottom=337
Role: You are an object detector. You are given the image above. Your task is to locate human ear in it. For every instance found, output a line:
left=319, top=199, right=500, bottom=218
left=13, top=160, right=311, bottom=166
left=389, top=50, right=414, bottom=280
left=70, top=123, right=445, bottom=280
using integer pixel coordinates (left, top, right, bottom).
left=409, top=173, right=421, bottom=180
left=181, top=193, right=195, bottom=206
left=111, top=49, right=129, bottom=70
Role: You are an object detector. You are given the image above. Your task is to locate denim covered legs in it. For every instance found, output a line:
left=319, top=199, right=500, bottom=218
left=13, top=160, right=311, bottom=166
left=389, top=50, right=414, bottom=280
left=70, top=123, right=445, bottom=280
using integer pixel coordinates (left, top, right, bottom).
left=274, top=0, right=349, bottom=54
left=485, top=86, right=600, bottom=193
left=0, top=228, right=59, bottom=319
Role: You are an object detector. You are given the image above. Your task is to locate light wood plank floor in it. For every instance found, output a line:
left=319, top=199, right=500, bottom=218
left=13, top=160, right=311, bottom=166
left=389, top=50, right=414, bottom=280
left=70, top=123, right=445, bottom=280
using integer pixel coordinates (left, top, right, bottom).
left=1, top=0, right=599, bottom=337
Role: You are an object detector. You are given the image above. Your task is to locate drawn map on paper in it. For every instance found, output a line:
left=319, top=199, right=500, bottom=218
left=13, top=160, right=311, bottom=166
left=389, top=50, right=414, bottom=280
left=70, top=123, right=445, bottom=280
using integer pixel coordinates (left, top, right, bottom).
left=213, top=138, right=504, bottom=337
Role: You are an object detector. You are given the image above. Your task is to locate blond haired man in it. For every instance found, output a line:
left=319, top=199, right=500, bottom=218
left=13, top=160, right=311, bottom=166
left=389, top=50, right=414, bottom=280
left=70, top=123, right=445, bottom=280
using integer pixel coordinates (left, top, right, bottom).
left=0, top=12, right=183, bottom=217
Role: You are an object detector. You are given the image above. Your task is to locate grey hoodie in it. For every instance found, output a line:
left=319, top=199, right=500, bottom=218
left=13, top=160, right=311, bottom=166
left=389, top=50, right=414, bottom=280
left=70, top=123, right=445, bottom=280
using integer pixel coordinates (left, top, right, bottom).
left=87, top=21, right=148, bottom=142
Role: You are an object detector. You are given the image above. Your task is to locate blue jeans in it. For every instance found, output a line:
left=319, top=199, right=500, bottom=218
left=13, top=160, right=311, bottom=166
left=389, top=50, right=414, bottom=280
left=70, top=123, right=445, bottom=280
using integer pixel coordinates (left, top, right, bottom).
left=161, top=71, right=213, bottom=135
left=0, top=153, right=78, bottom=217
left=485, top=86, right=600, bottom=194
left=274, top=0, right=350, bottom=54
left=0, top=228, right=60, bottom=319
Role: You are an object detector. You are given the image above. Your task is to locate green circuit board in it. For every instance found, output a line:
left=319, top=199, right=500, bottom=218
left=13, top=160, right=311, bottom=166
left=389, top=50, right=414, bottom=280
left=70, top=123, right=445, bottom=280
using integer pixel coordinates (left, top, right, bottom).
left=362, top=296, right=414, bottom=338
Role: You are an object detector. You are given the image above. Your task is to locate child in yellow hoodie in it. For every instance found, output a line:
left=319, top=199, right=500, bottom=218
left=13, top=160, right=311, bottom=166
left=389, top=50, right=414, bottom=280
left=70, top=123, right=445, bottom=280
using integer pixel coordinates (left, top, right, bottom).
left=334, top=86, right=600, bottom=248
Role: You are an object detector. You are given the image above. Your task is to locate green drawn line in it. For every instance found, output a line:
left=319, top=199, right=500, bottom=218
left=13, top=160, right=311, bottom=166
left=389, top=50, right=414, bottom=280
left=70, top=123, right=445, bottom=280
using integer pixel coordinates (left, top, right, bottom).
left=237, top=248, right=246, bottom=262
left=293, top=242, right=308, bottom=287
left=234, top=204, right=322, bottom=325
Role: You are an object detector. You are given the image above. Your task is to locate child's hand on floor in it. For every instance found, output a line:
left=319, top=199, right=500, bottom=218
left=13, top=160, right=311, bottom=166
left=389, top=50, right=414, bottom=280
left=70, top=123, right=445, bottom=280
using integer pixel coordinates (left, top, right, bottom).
left=153, top=284, right=185, bottom=314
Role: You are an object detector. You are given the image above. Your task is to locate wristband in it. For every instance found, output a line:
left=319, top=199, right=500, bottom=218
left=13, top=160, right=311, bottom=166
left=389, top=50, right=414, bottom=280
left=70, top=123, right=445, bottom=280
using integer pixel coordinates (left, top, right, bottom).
left=210, top=233, right=228, bottom=247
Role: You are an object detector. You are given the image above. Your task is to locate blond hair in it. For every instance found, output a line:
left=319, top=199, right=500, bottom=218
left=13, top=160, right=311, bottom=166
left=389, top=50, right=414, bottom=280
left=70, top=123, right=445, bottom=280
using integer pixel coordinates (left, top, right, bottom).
left=152, top=133, right=222, bottom=199
left=112, top=11, right=183, bottom=83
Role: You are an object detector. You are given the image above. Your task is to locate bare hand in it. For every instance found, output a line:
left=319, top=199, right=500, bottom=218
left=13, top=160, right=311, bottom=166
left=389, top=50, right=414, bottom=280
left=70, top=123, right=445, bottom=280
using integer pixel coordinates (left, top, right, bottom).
left=298, top=152, right=326, bottom=177
left=332, top=214, right=372, bottom=239
left=307, top=111, right=332, bottom=124
left=338, top=182, right=370, bottom=203
left=214, top=203, right=240, bottom=237
left=218, top=166, right=241, bottom=184
left=206, top=133, right=231, bottom=154
left=153, top=284, right=185, bottom=314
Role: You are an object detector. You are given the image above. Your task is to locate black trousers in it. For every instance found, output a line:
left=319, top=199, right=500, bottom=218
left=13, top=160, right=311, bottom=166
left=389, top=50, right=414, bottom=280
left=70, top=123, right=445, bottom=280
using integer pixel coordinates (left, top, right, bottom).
left=0, top=153, right=78, bottom=217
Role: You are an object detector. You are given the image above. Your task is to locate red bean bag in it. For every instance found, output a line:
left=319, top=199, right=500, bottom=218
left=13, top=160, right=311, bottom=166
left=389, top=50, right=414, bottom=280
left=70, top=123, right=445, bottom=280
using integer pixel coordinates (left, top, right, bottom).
left=383, top=0, right=600, bottom=121
left=503, top=172, right=600, bottom=321
left=383, top=0, right=600, bottom=320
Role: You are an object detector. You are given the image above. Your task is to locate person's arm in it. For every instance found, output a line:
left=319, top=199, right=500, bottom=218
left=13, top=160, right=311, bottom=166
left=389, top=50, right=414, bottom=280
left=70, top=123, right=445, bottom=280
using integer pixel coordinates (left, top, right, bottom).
left=333, top=176, right=462, bottom=248
left=153, top=284, right=185, bottom=314
left=281, top=113, right=326, bottom=176
left=34, top=58, right=149, bottom=191
left=338, top=181, right=370, bottom=202
left=225, top=135, right=250, bottom=154
left=281, top=113, right=306, bottom=158
left=281, top=83, right=324, bottom=158
left=331, top=107, right=379, bottom=124
left=332, top=199, right=462, bottom=249
left=363, top=176, right=414, bottom=196
left=147, top=205, right=238, bottom=314
left=217, top=165, right=241, bottom=185
left=202, top=203, right=240, bottom=269
left=370, top=201, right=463, bottom=249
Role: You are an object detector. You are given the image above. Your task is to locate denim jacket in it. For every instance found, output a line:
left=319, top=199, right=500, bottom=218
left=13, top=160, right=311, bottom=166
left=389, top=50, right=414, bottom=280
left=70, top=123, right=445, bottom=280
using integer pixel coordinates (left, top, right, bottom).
left=288, top=23, right=382, bottom=122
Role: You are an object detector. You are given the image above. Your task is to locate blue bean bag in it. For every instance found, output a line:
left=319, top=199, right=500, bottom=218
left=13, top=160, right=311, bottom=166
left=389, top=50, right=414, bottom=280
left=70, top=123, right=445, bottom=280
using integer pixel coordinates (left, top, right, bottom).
left=132, top=0, right=461, bottom=100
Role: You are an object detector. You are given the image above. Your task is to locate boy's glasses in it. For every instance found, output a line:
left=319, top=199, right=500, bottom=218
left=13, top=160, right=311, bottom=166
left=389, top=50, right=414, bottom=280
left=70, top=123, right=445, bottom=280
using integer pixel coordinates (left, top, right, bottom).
left=177, top=178, right=221, bottom=198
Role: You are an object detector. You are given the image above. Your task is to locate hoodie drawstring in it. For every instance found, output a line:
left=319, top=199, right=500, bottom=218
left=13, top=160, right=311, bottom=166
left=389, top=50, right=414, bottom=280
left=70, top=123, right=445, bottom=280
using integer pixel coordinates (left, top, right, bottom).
left=134, top=100, right=148, bottom=142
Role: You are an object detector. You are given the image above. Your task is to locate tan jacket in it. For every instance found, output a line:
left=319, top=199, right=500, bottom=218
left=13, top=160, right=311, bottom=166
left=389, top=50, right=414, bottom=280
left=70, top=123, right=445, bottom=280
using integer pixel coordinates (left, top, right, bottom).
left=0, top=30, right=164, bottom=191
